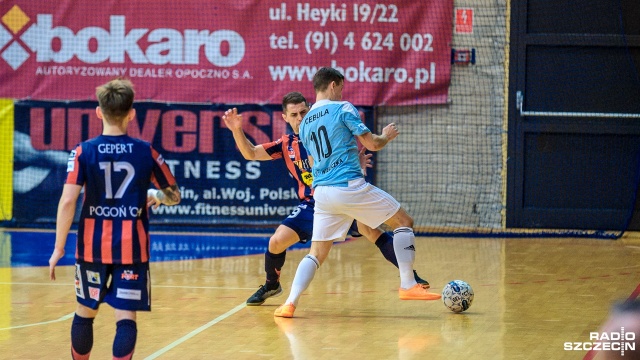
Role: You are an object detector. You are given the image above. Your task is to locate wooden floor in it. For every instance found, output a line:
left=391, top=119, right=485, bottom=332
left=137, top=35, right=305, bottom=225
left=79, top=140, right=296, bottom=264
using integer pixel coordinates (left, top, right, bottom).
left=1, top=231, right=640, bottom=359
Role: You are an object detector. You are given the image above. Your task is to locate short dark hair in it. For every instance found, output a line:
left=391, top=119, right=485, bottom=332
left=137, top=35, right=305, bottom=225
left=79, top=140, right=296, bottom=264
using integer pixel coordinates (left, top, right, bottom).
left=96, top=78, right=135, bottom=121
left=313, top=67, right=344, bottom=93
left=282, top=91, right=308, bottom=112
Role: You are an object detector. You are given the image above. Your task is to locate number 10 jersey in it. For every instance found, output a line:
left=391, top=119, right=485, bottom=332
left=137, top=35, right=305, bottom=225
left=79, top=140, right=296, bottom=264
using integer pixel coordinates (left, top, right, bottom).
left=299, top=99, right=370, bottom=188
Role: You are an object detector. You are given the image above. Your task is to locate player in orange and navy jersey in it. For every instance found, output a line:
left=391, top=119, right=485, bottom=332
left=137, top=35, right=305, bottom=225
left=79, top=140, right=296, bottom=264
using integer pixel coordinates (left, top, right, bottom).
left=48, top=79, right=181, bottom=360
left=223, top=92, right=429, bottom=306
left=261, top=127, right=314, bottom=202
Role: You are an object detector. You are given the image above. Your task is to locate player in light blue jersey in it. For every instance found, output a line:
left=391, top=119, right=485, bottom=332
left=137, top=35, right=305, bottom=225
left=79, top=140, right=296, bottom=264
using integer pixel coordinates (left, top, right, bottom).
left=298, top=98, right=367, bottom=187
left=275, top=67, right=441, bottom=318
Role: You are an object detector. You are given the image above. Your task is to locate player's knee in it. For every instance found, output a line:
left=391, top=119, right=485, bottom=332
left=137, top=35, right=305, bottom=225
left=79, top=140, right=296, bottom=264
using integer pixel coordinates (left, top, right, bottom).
left=268, top=235, right=290, bottom=254
left=398, top=211, right=414, bottom=228
left=387, top=207, right=414, bottom=229
left=405, top=216, right=414, bottom=228
left=76, top=303, right=98, bottom=318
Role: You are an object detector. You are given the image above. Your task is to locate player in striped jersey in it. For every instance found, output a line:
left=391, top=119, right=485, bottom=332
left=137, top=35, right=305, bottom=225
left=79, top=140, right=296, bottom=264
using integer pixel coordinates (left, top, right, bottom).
left=223, top=92, right=429, bottom=307
left=48, top=79, right=180, bottom=360
left=274, top=68, right=440, bottom=318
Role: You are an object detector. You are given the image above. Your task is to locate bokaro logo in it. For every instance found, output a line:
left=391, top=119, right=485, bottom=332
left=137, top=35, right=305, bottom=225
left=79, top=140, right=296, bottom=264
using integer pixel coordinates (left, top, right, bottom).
left=0, top=5, right=245, bottom=70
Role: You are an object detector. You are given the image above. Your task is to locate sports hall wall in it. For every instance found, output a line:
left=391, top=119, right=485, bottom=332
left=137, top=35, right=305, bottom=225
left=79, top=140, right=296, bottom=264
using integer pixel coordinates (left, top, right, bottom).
left=0, top=1, right=509, bottom=233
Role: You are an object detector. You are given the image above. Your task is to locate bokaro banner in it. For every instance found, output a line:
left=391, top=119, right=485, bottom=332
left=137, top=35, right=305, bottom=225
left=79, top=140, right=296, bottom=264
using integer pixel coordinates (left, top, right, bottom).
left=13, top=101, right=374, bottom=225
left=0, top=1, right=452, bottom=106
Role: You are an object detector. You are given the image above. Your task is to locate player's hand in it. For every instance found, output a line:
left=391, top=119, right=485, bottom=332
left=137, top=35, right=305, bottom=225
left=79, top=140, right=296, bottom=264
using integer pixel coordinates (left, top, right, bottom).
left=147, top=189, right=164, bottom=209
left=358, top=147, right=373, bottom=176
left=381, top=123, right=399, bottom=142
left=222, top=108, right=243, bottom=132
left=49, top=248, right=64, bottom=281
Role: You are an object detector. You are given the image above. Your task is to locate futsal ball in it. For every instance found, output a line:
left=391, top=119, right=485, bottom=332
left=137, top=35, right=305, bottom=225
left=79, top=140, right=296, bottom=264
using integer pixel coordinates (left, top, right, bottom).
left=442, top=280, right=474, bottom=313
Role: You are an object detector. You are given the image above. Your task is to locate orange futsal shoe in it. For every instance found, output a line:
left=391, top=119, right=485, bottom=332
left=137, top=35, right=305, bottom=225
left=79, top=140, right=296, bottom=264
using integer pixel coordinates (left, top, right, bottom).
left=274, top=303, right=296, bottom=318
left=399, top=284, right=442, bottom=300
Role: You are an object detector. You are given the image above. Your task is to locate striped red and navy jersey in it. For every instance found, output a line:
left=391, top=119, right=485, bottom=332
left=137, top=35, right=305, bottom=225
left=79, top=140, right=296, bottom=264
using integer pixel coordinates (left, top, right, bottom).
left=66, top=134, right=176, bottom=265
left=262, top=133, right=313, bottom=201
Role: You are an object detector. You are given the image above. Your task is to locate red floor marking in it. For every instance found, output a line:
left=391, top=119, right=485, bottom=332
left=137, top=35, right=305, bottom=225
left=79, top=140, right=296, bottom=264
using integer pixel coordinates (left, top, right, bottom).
left=627, top=282, right=640, bottom=302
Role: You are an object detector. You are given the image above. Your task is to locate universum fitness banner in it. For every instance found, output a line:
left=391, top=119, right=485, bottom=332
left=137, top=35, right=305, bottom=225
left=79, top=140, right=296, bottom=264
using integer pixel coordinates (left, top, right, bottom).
left=12, top=101, right=374, bottom=225
left=0, top=1, right=452, bottom=106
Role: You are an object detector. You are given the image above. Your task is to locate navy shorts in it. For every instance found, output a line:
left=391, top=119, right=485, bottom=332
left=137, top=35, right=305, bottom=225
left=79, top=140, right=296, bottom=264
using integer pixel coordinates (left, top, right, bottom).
left=281, top=200, right=315, bottom=243
left=74, top=261, right=151, bottom=311
left=281, top=200, right=362, bottom=243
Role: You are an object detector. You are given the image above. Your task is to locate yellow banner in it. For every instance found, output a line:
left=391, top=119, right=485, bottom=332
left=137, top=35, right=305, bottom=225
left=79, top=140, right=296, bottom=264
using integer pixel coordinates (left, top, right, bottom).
left=0, top=99, right=13, bottom=221
left=0, top=231, right=11, bottom=340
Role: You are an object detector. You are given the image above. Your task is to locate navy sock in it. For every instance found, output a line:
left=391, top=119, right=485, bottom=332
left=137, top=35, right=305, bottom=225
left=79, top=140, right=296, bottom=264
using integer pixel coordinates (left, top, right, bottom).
left=375, top=232, right=399, bottom=268
left=71, top=314, right=94, bottom=359
left=265, top=250, right=286, bottom=288
left=113, top=319, right=137, bottom=359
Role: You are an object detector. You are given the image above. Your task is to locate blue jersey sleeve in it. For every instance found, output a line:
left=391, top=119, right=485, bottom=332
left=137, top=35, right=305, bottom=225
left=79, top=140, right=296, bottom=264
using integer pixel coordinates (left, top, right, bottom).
left=340, top=103, right=370, bottom=136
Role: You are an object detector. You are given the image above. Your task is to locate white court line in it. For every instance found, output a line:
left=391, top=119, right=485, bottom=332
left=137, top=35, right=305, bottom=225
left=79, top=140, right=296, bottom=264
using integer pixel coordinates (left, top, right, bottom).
left=0, top=312, right=74, bottom=331
left=144, top=302, right=246, bottom=360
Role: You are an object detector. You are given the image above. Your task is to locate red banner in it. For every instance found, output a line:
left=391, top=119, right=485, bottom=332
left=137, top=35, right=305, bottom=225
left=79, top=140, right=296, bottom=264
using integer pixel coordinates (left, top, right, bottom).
left=0, top=1, right=452, bottom=105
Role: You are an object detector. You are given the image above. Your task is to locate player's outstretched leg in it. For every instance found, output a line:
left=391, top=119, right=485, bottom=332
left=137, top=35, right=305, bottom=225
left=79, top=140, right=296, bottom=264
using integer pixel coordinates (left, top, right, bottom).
left=373, top=231, right=431, bottom=289
left=247, top=251, right=285, bottom=306
left=393, top=227, right=440, bottom=300
left=275, top=254, right=321, bottom=318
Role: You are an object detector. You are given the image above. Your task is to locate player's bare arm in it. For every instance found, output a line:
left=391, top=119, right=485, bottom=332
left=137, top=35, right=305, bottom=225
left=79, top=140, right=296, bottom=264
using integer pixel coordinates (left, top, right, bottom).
left=358, top=147, right=373, bottom=176
left=357, top=123, right=399, bottom=151
left=49, top=183, right=82, bottom=280
left=222, top=108, right=272, bottom=161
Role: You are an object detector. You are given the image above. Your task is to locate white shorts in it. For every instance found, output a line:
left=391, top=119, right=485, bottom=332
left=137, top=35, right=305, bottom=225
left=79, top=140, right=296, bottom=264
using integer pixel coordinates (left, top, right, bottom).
left=312, top=178, right=401, bottom=242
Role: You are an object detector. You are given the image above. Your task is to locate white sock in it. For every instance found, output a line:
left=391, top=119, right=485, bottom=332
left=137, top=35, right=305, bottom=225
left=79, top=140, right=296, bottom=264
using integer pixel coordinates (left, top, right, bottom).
left=285, top=254, right=319, bottom=306
left=393, top=227, right=417, bottom=289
